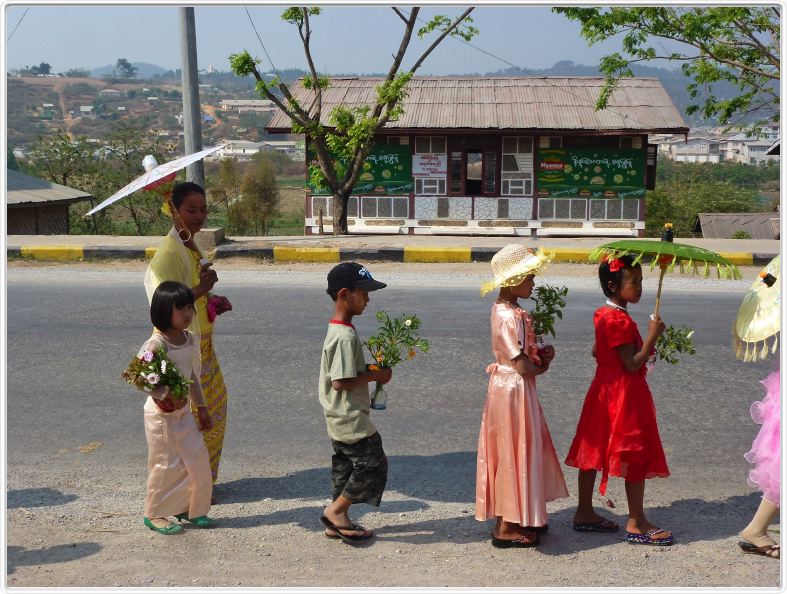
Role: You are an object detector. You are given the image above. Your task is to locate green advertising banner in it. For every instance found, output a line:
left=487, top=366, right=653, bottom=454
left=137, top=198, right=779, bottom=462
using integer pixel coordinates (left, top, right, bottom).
left=308, top=144, right=413, bottom=195
left=537, top=148, right=646, bottom=199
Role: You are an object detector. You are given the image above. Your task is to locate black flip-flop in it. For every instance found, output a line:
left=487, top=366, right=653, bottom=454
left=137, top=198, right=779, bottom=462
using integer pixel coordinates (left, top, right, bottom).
left=490, top=531, right=540, bottom=548
left=573, top=518, right=619, bottom=533
left=739, top=539, right=780, bottom=557
left=319, top=515, right=373, bottom=543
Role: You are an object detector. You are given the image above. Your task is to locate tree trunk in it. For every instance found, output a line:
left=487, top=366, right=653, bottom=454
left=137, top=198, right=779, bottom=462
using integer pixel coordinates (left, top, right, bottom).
left=332, top=192, right=349, bottom=235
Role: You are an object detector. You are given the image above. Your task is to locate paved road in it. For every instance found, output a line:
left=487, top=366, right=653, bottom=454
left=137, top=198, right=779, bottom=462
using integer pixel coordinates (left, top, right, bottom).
left=5, top=265, right=779, bottom=588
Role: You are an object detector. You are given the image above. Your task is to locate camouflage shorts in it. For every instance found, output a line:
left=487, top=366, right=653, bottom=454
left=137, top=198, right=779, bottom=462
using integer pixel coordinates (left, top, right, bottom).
left=330, top=432, right=388, bottom=507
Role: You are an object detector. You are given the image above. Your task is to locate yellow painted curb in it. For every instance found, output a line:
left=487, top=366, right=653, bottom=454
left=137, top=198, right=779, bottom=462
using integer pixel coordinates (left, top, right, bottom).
left=145, top=247, right=158, bottom=259
left=20, top=246, right=83, bottom=261
left=547, top=248, right=594, bottom=263
left=404, top=246, right=472, bottom=263
left=274, top=246, right=340, bottom=263
left=717, top=252, right=754, bottom=267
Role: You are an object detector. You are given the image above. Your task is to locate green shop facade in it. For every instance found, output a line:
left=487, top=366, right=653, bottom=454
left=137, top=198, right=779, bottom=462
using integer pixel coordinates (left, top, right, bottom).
left=267, top=77, right=688, bottom=236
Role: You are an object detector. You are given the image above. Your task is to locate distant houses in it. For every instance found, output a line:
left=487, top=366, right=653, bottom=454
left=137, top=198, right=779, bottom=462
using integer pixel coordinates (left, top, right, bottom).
left=219, top=99, right=276, bottom=114
left=653, top=124, right=780, bottom=165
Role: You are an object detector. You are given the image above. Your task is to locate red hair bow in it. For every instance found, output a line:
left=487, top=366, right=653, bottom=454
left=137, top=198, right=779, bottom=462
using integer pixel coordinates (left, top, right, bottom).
left=601, top=254, right=624, bottom=272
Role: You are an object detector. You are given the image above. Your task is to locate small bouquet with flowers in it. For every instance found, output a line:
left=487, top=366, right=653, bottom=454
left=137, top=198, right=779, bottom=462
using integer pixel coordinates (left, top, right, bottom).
left=121, top=346, right=193, bottom=400
left=363, top=311, right=430, bottom=410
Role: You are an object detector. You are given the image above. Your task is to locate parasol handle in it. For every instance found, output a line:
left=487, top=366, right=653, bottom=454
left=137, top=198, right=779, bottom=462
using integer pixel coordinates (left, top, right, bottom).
left=653, top=264, right=667, bottom=319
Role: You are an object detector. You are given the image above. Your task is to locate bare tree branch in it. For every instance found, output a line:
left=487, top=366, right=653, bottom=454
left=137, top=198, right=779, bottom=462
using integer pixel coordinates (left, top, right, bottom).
left=392, top=7, right=408, bottom=24
left=409, top=8, right=475, bottom=73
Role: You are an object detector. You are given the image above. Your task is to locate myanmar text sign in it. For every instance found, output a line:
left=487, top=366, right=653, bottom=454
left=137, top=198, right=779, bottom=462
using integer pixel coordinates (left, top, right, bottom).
left=537, top=148, right=646, bottom=198
left=308, top=144, right=413, bottom=195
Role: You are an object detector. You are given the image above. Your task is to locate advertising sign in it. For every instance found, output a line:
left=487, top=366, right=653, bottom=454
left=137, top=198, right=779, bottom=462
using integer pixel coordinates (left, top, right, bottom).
left=537, top=148, right=646, bottom=198
left=412, top=153, right=448, bottom=178
left=308, top=144, right=413, bottom=195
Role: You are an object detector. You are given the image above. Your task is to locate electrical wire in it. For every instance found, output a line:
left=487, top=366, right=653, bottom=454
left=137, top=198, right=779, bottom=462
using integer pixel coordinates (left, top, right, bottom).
left=7, top=7, right=29, bottom=44
left=244, top=6, right=281, bottom=81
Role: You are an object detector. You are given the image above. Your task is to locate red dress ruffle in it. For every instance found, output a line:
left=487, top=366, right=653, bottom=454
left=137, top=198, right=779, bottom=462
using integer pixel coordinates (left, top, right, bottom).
left=565, top=306, right=670, bottom=494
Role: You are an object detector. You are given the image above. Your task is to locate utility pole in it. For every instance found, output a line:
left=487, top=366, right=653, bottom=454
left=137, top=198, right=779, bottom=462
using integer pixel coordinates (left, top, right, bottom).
left=179, top=7, right=204, bottom=187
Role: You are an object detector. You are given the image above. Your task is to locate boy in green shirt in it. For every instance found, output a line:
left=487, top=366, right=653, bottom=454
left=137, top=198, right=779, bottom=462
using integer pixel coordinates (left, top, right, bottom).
left=318, top=262, right=392, bottom=543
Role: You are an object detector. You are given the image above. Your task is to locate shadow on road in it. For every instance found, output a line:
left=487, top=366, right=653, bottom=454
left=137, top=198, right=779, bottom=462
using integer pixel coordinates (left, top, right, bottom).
left=8, top=488, right=78, bottom=509
left=217, top=454, right=771, bottom=552
left=7, top=542, right=101, bottom=574
left=217, top=451, right=477, bottom=505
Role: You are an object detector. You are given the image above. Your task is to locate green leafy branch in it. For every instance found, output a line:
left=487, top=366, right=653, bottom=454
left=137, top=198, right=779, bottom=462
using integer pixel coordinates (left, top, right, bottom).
left=529, top=285, right=569, bottom=338
left=655, top=325, right=696, bottom=364
left=364, top=312, right=429, bottom=369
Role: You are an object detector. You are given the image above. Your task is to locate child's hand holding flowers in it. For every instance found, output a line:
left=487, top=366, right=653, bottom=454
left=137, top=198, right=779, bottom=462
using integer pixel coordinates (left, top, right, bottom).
left=363, top=312, right=429, bottom=410
left=122, top=346, right=194, bottom=409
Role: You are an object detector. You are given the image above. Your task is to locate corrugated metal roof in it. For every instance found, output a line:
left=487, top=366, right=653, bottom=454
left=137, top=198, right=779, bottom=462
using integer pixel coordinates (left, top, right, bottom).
left=696, top=212, right=780, bottom=240
left=7, top=169, right=93, bottom=206
left=268, top=77, right=687, bottom=132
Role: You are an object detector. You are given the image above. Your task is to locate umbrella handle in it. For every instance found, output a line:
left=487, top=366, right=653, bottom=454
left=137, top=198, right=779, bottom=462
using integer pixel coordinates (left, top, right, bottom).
left=653, top=265, right=667, bottom=319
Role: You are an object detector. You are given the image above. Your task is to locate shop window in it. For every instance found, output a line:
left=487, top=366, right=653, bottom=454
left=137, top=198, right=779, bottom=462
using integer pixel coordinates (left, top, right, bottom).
left=450, top=151, right=462, bottom=193
left=415, top=136, right=446, bottom=154
left=539, top=136, right=562, bottom=149
left=466, top=151, right=483, bottom=194
left=387, top=136, right=409, bottom=145
left=415, top=178, right=446, bottom=195
left=620, top=136, right=643, bottom=149
left=501, top=136, right=533, bottom=196
left=484, top=151, right=497, bottom=193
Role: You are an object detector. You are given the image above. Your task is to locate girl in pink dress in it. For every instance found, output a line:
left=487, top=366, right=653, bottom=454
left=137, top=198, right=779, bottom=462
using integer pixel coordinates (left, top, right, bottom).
left=476, top=245, right=569, bottom=548
left=738, top=370, right=780, bottom=557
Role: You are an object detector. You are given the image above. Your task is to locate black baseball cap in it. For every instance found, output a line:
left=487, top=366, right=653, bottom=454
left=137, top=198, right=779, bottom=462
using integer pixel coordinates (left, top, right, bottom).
left=327, top=262, right=387, bottom=292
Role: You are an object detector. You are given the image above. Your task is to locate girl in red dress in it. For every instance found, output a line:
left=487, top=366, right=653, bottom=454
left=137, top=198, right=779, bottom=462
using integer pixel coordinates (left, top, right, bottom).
left=565, top=254, right=673, bottom=546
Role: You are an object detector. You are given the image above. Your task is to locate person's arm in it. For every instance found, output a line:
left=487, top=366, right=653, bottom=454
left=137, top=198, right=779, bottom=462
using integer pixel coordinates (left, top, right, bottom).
left=332, top=367, right=391, bottom=391
left=616, top=316, right=665, bottom=373
left=513, top=352, right=550, bottom=377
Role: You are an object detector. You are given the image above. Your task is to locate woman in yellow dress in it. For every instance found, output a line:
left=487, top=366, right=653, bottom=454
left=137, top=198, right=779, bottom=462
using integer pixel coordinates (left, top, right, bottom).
left=144, top=181, right=232, bottom=485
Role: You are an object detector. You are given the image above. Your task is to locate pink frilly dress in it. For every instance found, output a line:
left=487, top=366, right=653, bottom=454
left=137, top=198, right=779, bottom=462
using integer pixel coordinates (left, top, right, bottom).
left=475, top=302, right=569, bottom=527
left=744, top=370, right=780, bottom=506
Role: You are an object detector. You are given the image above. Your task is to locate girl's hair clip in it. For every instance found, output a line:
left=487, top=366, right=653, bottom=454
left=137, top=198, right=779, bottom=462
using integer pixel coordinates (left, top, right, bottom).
left=601, top=254, right=625, bottom=272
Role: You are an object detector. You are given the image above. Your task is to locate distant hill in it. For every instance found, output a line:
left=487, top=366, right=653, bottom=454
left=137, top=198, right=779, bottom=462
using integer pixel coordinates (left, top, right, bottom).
left=90, top=62, right=170, bottom=79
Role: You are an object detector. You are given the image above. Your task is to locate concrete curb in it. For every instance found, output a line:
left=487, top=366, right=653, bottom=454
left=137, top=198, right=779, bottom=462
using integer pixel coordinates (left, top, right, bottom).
left=7, top=244, right=775, bottom=266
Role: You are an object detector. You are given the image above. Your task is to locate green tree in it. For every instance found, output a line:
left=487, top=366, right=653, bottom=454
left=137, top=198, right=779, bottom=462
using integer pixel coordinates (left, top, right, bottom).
left=115, top=58, right=138, bottom=79
left=230, top=6, right=478, bottom=234
left=7, top=147, right=19, bottom=171
left=240, top=158, right=280, bottom=235
left=553, top=7, right=780, bottom=129
left=37, top=62, right=52, bottom=75
left=28, top=129, right=96, bottom=187
left=64, top=67, right=91, bottom=78
left=98, top=123, right=170, bottom=235
left=645, top=180, right=759, bottom=237
left=209, top=157, right=244, bottom=233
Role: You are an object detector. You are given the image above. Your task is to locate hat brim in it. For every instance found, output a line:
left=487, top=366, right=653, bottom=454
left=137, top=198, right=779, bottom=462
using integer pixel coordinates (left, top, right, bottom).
left=355, top=279, right=387, bottom=291
left=480, top=249, right=553, bottom=296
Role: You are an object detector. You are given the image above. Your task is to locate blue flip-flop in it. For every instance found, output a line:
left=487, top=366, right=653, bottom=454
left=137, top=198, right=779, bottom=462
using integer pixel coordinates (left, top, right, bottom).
left=625, top=528, right=674, bottom=546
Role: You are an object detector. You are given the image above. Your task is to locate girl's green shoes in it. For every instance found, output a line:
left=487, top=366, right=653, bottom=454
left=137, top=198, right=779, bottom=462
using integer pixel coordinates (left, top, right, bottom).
left=174, top=512, right=216, bottom=527
left=143, top=517, right=183, bottom=535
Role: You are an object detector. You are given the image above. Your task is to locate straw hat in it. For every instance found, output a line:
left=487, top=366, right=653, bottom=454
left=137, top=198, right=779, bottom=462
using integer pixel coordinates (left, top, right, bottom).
left=480, top=245, right=553, bottom=297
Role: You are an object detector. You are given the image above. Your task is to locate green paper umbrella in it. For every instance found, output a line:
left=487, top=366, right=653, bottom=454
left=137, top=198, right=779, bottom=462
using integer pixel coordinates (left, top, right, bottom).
left=589, top=239, right=742, bottom=318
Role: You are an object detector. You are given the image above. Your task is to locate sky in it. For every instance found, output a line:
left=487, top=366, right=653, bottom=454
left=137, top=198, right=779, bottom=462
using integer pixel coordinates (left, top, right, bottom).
left=4, top=4, right=645, bottom=76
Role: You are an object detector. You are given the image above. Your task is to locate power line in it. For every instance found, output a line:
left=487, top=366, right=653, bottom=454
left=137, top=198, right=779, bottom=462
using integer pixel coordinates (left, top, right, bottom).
left=7, top=7, right=29, bottom=44
left=244, top=6, right=281, bottom=81
left=413, top=14, right=660, bottom=131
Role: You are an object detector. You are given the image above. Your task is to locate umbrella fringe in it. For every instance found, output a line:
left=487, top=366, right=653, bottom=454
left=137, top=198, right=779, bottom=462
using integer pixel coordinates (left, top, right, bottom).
left=632, top=252, right=644, bottom=267
left=703, top=261, right=710, bottom=279
left=772, top=335, right=779, bottom=354
left=734, top=338, right=744, bottom=360
left=759, top=341, right=769, bottom=360
left=667, top=255, right=677, bottom=273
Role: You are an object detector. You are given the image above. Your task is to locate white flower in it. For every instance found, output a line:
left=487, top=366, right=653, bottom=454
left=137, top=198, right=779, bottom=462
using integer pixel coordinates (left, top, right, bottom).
left=146, top=373, right=161, bottom=385
left=404, top=319, right=412, bottom=327
left=160, top=360, right=167, bottom=373
left=686, top=330, right=694, bottom=341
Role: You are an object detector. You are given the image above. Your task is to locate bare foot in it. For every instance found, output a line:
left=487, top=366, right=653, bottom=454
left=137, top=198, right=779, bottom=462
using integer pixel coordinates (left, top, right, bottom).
left=323, top=510, right=373, bottom=538
left=573, top=509, right=619, bottom=529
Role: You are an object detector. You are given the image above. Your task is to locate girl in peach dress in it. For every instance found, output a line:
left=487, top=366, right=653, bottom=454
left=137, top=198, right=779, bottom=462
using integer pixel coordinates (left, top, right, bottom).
left=475, top=245, right=569, bottom=548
